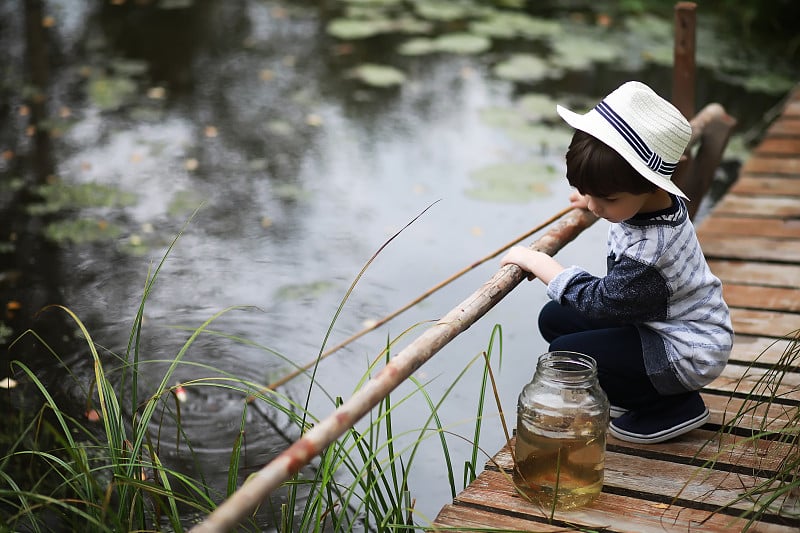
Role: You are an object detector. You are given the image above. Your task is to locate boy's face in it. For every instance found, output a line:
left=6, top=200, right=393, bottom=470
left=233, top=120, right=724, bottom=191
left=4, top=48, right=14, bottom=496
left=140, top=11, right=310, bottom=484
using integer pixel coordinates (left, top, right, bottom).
left=582, top=192, right=652, bottom=223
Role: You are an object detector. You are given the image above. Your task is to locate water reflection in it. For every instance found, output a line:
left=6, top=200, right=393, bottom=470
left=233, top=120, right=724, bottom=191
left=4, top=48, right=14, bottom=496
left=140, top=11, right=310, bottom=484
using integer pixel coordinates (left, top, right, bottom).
left=1, top=0, right=794, bottom=526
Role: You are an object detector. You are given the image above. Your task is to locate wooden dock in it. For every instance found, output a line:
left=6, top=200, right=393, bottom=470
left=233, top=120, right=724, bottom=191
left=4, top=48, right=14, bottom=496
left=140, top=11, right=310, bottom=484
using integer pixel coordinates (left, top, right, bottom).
left=432, top=86, right=800, bottom=532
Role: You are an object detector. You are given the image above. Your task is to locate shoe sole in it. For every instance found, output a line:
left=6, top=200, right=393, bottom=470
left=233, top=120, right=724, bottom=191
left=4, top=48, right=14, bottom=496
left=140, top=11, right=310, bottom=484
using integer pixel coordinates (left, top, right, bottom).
left=609, top=408, right=710, bottom=444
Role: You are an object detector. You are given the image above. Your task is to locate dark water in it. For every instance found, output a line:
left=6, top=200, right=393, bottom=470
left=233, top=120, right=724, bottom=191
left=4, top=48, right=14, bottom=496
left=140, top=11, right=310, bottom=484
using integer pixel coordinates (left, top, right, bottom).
left=0, top=0, right=794, bottom=527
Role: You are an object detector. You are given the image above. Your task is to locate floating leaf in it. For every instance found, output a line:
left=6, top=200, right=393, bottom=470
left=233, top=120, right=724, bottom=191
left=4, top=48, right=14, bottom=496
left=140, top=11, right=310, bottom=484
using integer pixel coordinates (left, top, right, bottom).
left=88, top=76, right=138, bottom=111
left=275, top=280, right=335, bottom=301
left=504, top=124, right=573, bottom=151
left=479, top=106, right=527, bottom=130
left=349, top=63, right=406, bottom=87
left=467, top=161, right=560, bottom=203
left=43, top=218, right=122, bottom=244
left=517, top=93, right=559, bottom=120
left=471, top=12, right=560, bottom=40
left=435, top=33, right=491, bottom=55
left=273, top=183, right=312, bottom=201
left=413, top=0, right=472, bottom=21
left=327, top=18, right=391, bottom=39
left=493, top=54, right=558, bottom=82
left=27, top=182, right=137, bottom=215
left=398, top=37, right=438, bottom=56
left=168, top=189, right=205, bottom=217
left=267, top=120, right=294, bottom=136
left=550, top=35, right=620, bottom=70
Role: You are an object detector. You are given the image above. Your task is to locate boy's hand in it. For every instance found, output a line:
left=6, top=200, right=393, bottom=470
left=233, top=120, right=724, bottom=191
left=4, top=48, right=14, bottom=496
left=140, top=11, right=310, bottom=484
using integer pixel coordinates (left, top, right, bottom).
left=569, top=190, right=590, bottom=209
left=500, top=246, right=565, bottom=284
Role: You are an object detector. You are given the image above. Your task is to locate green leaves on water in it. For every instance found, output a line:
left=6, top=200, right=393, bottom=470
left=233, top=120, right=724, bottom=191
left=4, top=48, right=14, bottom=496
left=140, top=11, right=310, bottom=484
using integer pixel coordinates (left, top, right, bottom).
left=398, top=33, right=491, bottom=56
left=43, top=218, right=122, bottom=245
left=27, top=182, right=137, bottom=215
left=493, top=54, right=557, bottom=82
left=275, top=280, right=336, bottom=301
left=348, top=64, right=406, bottom=87
left=88, top=76, right=138, bottom=111
left=466, top=161, right=560, bottom=203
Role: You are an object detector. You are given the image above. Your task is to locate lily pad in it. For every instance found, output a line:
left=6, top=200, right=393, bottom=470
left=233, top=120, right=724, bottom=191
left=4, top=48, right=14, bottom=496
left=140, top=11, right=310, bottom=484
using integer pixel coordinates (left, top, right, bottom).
left=398, top=37, right=438, bottom=56
left=275, top=280, right=336, bottom=301
left=168, top=189, right=206, bottom=217
left=471, top=12, right=561, bottom=40
left=504, top=124, right=573, bottom=151
left=550, top=35, right=619, bottom=70
left=273, top=183, right=312, bottom=202
left=517, top=93, right=559, bottom=120
left=327, top=18, right=392, bottom=40
left=88, top=75, right=138, bottom=111
left=43, top=218, right=122, bottom=244
left=493, top=54, right=558, bottom=82
left=435, top=32, right=491, bottom=55
left=467, top=161, right=560, bottom=203
left=349, top=63, right=406, bottom=87
left=27, top=182, right=137, bottom=215
left=412, top=0, right=473, bottom=22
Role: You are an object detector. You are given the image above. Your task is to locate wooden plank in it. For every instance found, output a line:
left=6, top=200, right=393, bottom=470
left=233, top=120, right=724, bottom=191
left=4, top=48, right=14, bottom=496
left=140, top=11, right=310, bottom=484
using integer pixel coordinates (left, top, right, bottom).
left=712, top=195, right=800, bottom=217
left=730, top=308, right=800, bottom=337
left=488, top=447, right=797, bottom=515
left=705, top=361, right=800, bottom=400
left=764, top=118, right=800, bottom=138
left=452, top=457, right=799, bottom=533
left=707, top=260, right=800, bottom=288
left=729, top=175, right=800, bottom=197
left=729, top=334, right=797, bottom=365
left=434, top=501, right=800, bottom=533
left=698, top=215, right=800, bottom=239
left=722, top=283, right=800, bottom=312
left=491, top=433, right=794, bottom=486
left=741, top=156, right=800, bottom=175
left=755, top=137, right=800, bottom=155
left=700, top=235, right=800, bottom=263
left=703, top=393, right=799, bottom=433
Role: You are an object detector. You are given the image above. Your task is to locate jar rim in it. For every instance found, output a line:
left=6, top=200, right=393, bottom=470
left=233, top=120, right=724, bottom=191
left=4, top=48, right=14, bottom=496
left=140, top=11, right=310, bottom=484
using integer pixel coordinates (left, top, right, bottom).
left=536, top=351, right=597, bottom=382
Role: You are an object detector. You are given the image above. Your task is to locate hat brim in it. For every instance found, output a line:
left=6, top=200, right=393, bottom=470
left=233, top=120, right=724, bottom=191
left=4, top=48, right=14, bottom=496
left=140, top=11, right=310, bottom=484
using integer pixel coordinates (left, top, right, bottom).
left=557, top=104, right=688, bottom=199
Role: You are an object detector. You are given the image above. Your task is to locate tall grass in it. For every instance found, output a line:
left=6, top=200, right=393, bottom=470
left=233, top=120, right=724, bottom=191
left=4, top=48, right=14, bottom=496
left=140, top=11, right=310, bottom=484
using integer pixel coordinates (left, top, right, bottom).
left=0, top=226, right=503, bottom=531
left=693, top=330, right=800, bottom=529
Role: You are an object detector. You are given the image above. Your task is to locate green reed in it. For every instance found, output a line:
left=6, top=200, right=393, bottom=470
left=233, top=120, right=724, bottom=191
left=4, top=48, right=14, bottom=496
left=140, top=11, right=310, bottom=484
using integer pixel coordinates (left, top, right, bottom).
left=693, top=330, right=800, bottom=529
left=0, top=223, right=502, bottom=532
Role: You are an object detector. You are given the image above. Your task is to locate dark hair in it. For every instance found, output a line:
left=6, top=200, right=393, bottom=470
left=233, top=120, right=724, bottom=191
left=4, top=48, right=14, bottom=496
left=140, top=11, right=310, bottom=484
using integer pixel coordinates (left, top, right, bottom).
left=565, top=130, right=657, bottom=197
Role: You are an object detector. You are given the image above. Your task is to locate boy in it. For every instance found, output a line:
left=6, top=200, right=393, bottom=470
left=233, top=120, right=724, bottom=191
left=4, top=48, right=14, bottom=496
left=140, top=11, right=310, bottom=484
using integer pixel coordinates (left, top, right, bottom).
left=501, top=81, right=734, bottom=444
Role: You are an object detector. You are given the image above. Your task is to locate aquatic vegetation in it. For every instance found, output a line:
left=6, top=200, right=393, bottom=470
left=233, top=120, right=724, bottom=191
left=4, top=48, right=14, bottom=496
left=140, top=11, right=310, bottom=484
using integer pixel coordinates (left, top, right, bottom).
left=274, top=280, right=336, bottom=301
left=492, top=54, right=559, bottom=83
left=433, top=32, right=491, bottom=55
left=0, top=225, right=501, bottom=532
left=467, top=161, right=559, bottom=203
left=26, top=182, right=137, bottom=215
left=398, top=33, right=490, bottom=56
left=348, top=63, right=407, bottom=87
left=43, top=218, right=123, bottom=245
left=88, top=75, right=139, bottom=112
left=469, top=11, right=561, bottom=40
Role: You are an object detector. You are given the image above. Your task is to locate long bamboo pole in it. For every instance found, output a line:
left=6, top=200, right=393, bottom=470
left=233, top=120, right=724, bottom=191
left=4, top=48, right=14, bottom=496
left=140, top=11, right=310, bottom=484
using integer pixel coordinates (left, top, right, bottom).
left=190, top=207, right=598, bottom=533
left=249, top=205, right=573, bottom=397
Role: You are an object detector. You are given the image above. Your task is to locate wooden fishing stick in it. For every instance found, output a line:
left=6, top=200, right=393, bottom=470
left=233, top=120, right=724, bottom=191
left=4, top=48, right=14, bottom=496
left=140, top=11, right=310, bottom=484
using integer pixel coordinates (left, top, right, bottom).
left=249, top=205, right=573, bottom=398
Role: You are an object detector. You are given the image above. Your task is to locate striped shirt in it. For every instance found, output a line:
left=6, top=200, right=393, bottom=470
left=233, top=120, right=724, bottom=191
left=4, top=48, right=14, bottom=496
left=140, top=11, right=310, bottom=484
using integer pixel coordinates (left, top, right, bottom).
left=547, top=196, right=734, bottom=394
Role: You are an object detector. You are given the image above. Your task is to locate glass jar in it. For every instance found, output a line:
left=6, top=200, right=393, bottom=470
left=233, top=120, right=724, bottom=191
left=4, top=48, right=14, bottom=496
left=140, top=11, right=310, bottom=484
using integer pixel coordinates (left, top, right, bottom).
left=514, top=351, right=609, bottom=511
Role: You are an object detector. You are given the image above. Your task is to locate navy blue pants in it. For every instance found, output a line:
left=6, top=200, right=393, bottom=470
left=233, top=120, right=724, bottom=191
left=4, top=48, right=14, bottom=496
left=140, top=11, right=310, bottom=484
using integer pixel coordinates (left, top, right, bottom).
left=538, top=300, right=684, bottom=410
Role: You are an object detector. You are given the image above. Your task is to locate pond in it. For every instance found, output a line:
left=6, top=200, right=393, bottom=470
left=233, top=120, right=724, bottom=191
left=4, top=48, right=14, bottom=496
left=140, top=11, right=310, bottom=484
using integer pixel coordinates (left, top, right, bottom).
left=1, top=0, right=796, bottom=529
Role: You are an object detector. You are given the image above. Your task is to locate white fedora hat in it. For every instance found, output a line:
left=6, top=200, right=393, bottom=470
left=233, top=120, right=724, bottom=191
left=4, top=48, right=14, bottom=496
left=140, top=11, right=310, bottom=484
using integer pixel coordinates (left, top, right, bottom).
left=556, top=81, right=692, bottom=199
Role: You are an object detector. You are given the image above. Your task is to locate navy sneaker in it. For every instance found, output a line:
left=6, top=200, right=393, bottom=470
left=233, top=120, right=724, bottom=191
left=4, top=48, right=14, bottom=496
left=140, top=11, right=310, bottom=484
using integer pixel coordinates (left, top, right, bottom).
left=609, top=405, right=628, bottom=419
left=609, top=393, right=709, bottom=444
